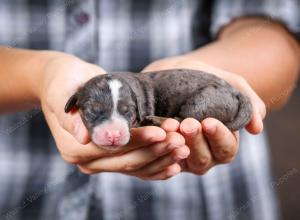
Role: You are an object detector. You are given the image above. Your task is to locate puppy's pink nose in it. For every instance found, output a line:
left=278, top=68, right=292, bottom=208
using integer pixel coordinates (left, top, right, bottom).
left=105, top=130, right=121, bottom=144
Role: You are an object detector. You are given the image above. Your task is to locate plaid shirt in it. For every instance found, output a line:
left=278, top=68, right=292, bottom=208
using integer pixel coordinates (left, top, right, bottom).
left=0, top=0, right=299, bottom=220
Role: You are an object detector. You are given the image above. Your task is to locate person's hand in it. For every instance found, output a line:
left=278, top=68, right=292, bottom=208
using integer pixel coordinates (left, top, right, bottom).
left=142, top=55, right=266, bottom=174
left=39, top=53, right=190, bottom=180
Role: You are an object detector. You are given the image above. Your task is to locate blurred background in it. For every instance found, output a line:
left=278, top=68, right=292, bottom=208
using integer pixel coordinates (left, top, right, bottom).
left=266, top=82, right=300, bottom=220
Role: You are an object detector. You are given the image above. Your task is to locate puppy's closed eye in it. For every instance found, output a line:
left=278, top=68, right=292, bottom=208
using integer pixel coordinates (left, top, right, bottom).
left=119, top=105, right=129, bottom=114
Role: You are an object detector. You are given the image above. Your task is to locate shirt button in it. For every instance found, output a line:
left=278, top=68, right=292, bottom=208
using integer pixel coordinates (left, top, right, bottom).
left=75, top=11, right=89, bottom=25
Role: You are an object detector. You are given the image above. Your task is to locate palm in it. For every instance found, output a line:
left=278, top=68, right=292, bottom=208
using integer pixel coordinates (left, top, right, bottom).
left=143, top=56, right=265, bottom=175
left=40, top=56, right=107, bottom=160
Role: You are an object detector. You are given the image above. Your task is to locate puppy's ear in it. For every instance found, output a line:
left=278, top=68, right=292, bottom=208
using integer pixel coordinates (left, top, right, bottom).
left=64, top=93, right=79, bottom=113
left=134, top=93, right=145, bottom=123
left=129, top=78, right=154, bottom=123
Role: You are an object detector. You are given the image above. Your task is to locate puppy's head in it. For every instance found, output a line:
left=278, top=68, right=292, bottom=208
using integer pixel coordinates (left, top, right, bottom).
left=65, top=74, right=139, bottom=150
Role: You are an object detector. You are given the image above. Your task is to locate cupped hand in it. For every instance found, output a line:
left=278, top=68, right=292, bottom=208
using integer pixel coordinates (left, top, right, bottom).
left=142, top=55, right=266, bottom=175
left=39, top=53, right=189, bottom=180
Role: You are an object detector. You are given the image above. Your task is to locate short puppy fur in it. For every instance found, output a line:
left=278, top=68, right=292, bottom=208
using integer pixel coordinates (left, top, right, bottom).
left=65, top=69, right=252, bottom=149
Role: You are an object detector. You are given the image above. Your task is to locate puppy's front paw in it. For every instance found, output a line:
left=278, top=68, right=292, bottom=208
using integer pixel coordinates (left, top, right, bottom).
left=141, top=116, right=169, bottom=126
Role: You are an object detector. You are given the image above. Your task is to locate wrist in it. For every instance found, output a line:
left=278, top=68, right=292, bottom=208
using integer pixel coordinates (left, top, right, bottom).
left=0, top=49, right=71, bottom=113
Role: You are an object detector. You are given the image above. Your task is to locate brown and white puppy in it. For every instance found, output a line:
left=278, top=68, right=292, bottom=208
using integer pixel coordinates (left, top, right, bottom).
left=65, top=69, right=252, bottom=150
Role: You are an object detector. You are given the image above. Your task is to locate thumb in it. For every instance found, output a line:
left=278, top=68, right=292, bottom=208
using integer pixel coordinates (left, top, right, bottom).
left=128, top=126, right=166, bottom=148
left=60, top=110, right=91, bottom=144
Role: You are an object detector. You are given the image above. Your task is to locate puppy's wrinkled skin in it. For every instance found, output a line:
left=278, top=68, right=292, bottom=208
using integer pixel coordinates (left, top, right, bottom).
left=65, top=69, right=252, bottom=148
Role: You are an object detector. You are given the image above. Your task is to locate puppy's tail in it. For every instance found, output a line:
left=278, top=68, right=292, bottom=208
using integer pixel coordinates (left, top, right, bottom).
left=225, top=93, right=253, bottom=131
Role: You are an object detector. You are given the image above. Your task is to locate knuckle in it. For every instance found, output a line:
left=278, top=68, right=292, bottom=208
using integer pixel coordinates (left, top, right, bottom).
left=61, top=154, right=80, bottom=164
left=166, top=132, right=185, bottom=146
left=196, top=156, right=210, bottom=167
left=220, top=155, right=236, bottom=164
left=159, top=173, right=172, bottom=180
left=215, top=146, right=236, bottom=162
left=140, top=176, right=151, bottom=181
left=78, top=166, right=94, bottom=175
left=187, top=160, right=213, bottom=175
left=137, top=172, right=149, bottom=178
left=139, top=173, right=173, bottom=181
left=161, top=176, right=172, bottom=180
left=220, top=147, right=234, bottom=157
left=187, top=156, right=211, bottom=171
left=122, top=162, right=140, bottom=172
left=194, top=167, right=210, bottom=175
left=150, top=143, right=167, bottom=155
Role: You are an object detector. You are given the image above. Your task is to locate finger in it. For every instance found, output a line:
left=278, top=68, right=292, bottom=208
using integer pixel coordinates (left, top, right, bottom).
left=245, top=105, right=264, bottom=134
left=172, top=144, right=191, bottom=161
left=141, top=163, right=182, bottom=180
left=43, top=108, right=111, bottom=163
left=107, top=126, right=168, bottom=156
left=160, top=118, right=180, bottom=132
left=202, top=118, right=239, bottom=163
left=232, top=78, right=265, bottom=134
left=126, top=145, right=190, bottom=177
left=182, top=60, right=267, bottom=119
left=44, top=96, right=91, bottom=144
left=237, top=82, right=266, bottom=119
left=179, top=118, right=214, bottom=173
left=127, top=126, right=166, bottom=149
left=80, top=132, right=185, bottom=173
left=193, top=63, right=266, bottom=134
left=57, top=108, right=91, bottom=144
left=180, top=118, right=199, bottom=133
left=44, top=107, right=168, bottom=164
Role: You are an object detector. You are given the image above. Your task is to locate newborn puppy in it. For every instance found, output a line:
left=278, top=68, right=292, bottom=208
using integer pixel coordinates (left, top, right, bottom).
left=65, top=69, right=252, bottom=149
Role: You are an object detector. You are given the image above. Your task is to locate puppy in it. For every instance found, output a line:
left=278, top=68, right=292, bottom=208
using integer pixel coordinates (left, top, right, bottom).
left=65, top=69, right=252, bottom=149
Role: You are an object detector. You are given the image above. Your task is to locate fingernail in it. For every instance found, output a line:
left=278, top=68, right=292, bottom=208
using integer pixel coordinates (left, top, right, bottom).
left=204, top=124, right=216, bottom=135
left=173, top=148, right=190, bottom=161
left=167, top=144, right=181, bottom=150
left=173, top=154, right=188, bottom=161
left=150, top=130, right=166, bottom=142
left=183, top=128, right=198, bottom=136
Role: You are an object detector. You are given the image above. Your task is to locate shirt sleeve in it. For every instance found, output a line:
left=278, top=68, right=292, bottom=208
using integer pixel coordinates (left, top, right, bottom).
left=210, top=0, right=300, bottom=40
